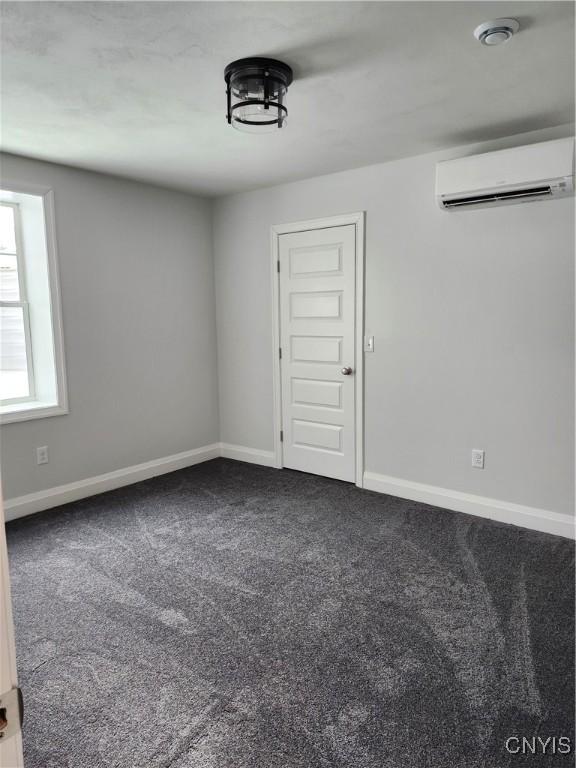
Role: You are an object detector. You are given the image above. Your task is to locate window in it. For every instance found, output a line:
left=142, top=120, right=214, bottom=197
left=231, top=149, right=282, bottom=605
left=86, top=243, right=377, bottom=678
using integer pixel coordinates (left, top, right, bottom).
left=1, top=203, right=35, bottom=403
left=0, top=185, right=68, bottom=423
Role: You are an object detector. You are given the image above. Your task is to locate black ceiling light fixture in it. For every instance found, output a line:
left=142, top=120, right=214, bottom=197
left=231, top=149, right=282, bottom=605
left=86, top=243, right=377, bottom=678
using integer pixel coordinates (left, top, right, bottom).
left=225, top=57, right=293, bottom=133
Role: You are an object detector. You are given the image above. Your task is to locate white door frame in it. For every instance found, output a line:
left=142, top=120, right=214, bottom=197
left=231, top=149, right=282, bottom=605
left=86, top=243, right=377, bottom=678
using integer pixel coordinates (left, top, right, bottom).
left=0, top=493, right=25, bottom=768
left=270, top=212, right=365, bottom=487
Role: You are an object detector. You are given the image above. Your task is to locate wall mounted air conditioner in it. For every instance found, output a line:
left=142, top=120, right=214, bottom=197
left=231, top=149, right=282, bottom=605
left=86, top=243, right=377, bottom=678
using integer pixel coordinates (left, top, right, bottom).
left=436, top=137, right=574, bottom=211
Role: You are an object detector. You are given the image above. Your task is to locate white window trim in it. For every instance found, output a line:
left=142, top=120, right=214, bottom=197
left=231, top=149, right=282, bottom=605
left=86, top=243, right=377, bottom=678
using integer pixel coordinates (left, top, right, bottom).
left=0, top=181, right=68, bottom=425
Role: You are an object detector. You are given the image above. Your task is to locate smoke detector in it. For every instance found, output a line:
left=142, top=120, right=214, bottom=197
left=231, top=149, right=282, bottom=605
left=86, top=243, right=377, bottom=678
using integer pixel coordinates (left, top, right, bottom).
left=474, top=18, right=520, bottom=46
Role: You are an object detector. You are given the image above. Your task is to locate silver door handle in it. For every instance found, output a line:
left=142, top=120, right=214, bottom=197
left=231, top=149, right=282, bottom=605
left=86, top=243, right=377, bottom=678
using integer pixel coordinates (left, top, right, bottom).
left=341, top=367, right=353, bottom=376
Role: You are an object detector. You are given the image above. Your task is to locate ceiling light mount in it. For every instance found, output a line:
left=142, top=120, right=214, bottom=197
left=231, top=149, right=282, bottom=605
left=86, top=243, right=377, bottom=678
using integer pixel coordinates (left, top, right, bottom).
left=474, top=18, right=520, bottom=46
left=225, top=57, right=293, bottom=133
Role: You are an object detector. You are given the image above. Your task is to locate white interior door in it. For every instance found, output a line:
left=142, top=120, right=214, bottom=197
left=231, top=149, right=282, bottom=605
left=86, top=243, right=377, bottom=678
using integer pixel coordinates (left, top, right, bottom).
left=0, top=494, right=24, bottom=768
left=279, top=224, right=356, bottom=482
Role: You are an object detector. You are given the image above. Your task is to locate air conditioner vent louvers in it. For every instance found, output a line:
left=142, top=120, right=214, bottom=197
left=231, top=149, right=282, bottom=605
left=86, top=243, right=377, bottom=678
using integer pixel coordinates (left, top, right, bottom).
left=442, top=186, right=552, bottom=209
left=435, top=138, right=574, bottom=211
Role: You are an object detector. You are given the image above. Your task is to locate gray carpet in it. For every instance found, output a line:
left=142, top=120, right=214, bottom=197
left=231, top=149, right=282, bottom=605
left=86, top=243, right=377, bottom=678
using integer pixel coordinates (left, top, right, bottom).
left=6, top=458, right=575, bottom=768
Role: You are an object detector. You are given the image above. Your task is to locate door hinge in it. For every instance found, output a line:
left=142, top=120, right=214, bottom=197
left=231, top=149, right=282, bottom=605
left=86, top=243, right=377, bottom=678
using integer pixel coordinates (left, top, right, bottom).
left=279, top=347, right=282, bottom=359
left=0, top=687, right=23, bottom=744
left=280, top=430, right=283, bottom=442
left=277, top=260, right=280, bottom=273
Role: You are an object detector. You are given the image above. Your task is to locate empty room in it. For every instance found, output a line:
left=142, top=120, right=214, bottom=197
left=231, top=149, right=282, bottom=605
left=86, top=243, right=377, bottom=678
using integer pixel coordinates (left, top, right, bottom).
left=0, top=2, right=574, bottom=766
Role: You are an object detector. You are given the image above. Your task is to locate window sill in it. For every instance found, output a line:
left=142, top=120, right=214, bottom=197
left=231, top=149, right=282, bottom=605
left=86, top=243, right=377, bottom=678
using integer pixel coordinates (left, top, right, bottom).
left=0, top=401, right=68, bottom=425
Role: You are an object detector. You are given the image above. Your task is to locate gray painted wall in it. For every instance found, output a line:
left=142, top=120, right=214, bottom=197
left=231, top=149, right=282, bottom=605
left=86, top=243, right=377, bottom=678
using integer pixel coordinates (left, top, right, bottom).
left=0, top=153, right=219, bottom=499
left=1, top=126, right=573, bottom=518
left=213, top=126, right=575, bottom=516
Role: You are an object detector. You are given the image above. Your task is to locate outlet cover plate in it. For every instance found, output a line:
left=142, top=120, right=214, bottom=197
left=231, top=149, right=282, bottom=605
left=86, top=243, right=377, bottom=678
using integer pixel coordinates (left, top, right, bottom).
left=471, top=449, right=485, bottom=469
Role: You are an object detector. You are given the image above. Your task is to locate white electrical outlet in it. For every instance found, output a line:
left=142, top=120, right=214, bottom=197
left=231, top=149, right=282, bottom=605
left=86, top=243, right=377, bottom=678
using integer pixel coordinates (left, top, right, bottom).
left=471, top=449, right=485, bottom=469
left=36, top=446, right=49, bottom=465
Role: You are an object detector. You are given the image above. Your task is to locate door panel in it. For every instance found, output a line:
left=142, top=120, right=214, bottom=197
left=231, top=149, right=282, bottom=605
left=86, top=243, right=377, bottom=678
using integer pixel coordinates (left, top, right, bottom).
left=279, top=225, right=356, bottom=482
left=291, top=378, right=342, bottom=408
left=292, top=419, right=343, bottom=452
left=290, top=291, right=342, bottom=319
left=289, top=245, right=342, bottom=276
left=290, top=336, right=342, bottom=363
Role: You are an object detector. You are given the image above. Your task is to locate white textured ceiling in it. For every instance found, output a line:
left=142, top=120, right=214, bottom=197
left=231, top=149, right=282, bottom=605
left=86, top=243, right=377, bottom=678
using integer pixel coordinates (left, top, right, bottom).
left=1, top=1, right=574, bottom=196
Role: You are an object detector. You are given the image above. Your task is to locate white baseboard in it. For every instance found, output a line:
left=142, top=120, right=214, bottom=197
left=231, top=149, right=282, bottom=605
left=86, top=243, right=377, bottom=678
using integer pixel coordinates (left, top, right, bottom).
left=220, top=442, right=276, bottom=467
left=4, top=443, right=220, bottom=522
left=5, top=445, right=572, bottom=540
left=363, top=471, right=574, bottom=540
